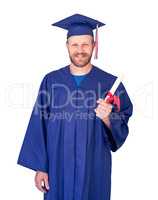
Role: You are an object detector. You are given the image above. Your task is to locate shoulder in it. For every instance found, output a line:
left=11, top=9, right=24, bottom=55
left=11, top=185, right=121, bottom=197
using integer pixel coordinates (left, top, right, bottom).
left=42, top=66, right=68, bottom=83
left=93, top=65, right=117, bottom=80
left=45, top=66, right=66, bottom=78
left=93, top=65, right=118, bottom=89
left=94, top=65, right=131, bottom=98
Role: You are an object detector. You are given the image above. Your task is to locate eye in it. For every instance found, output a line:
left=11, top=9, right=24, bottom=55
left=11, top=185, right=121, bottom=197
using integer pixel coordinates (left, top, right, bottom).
left=71, top=44, right=78, bottom=47
left=82, top=43, right=90, bottom=47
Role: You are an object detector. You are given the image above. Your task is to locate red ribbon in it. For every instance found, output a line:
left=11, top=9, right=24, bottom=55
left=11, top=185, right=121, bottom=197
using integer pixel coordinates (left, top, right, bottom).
left=105, top=92, right=120, bottom=112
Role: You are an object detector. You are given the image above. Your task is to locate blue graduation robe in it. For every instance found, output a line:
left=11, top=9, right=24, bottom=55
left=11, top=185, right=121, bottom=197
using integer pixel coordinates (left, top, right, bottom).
left=17, top=65, right=133, bottom=200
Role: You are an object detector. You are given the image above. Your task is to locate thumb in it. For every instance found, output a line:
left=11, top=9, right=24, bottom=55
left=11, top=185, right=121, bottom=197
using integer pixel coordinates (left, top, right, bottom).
left=44, top=177, right=50, bottom=190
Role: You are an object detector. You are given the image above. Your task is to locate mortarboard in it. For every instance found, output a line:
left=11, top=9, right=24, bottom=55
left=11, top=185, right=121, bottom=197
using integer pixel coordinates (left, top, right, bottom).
left=51, top=14, right=106, bottom=59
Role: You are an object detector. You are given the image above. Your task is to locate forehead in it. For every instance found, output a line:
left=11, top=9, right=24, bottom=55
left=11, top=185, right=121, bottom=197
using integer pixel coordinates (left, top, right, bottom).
left=67, top=35, right=93, bottom=43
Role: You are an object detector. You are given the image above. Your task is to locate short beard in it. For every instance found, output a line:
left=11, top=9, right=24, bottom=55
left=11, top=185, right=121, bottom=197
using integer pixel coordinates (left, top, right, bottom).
left=69, top=52, right=92, bottom=68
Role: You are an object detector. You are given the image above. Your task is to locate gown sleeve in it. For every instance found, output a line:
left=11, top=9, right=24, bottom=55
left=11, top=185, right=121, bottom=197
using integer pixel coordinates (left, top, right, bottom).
left=17, top=74, right=51, bottom=172
left=103, top=82, right=133, bottom=152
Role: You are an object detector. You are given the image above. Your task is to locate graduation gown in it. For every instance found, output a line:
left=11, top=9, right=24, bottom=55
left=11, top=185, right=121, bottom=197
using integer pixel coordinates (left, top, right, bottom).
left=17, top=65, right=133, bottom=200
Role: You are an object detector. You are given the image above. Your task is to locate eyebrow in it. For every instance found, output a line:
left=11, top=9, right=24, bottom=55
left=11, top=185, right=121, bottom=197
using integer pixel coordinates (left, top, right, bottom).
left=67, top=37, right=94, bottom=43
left=68, top=40, right=94, bottom=45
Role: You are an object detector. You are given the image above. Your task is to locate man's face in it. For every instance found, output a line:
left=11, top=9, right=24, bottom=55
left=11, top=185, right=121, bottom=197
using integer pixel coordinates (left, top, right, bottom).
left=66, top=35, right=95, bottom=68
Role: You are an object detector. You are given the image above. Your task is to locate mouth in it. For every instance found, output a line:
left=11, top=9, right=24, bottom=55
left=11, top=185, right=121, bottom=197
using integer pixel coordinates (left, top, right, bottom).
left=75, top=53, right=88, bottom=58
left=76, top=55, right=84, bottom=59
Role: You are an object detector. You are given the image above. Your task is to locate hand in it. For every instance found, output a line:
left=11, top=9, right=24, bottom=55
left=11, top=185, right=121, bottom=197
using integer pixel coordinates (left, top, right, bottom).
left=35, top=171, right=50, bottom=193
left=94, top=98, right=113, bottom=128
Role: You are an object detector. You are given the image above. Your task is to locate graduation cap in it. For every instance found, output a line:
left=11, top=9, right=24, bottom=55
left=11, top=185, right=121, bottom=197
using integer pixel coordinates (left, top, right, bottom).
left=52, top=14, right=106, bottom=59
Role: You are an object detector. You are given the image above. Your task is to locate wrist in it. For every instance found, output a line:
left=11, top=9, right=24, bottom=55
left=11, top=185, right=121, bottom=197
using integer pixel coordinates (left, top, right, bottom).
left=102, top=117, right=111, bottom=129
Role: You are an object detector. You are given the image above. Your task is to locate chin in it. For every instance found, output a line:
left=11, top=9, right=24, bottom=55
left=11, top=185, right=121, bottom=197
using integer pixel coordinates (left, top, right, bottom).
left=70, top=56, right=91, bottom=68
left=73, top=64, right=85, bottom=68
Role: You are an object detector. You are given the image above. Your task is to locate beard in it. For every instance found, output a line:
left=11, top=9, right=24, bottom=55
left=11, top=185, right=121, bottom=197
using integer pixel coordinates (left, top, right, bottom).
left=69, top=52, right=92, bottom=68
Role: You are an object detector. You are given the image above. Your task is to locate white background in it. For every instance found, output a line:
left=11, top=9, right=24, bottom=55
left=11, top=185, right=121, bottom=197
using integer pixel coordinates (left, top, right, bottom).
left=0, top=0, right=158, bottom=199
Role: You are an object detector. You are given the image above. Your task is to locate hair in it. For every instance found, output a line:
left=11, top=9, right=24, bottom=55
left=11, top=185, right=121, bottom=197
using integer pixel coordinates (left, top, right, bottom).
left=66, top=35, right=95, bottom=44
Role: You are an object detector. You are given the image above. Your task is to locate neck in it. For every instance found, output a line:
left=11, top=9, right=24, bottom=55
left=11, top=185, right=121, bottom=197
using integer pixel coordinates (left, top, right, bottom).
left=69, top=63, right=92, bottom=75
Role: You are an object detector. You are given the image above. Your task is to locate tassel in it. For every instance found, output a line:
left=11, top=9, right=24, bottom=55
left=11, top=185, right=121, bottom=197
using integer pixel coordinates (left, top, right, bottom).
left=94, top=24, right=99, bottom=59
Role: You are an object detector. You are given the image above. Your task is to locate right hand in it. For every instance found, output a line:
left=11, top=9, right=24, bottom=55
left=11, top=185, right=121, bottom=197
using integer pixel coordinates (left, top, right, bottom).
left=34, top=171, right=50, bottom=193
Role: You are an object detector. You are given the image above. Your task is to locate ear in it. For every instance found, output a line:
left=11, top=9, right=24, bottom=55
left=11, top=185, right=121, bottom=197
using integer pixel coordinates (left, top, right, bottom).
left=93, top=41, right=96, bottom=50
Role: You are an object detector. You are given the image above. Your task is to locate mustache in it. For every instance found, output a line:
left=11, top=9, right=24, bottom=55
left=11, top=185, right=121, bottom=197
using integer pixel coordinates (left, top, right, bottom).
left=74, top=53, right=88, bottom=57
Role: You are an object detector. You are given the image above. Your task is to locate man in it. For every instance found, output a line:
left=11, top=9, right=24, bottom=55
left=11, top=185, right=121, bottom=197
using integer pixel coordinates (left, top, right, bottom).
left=17, top=14, right=133, bottom=200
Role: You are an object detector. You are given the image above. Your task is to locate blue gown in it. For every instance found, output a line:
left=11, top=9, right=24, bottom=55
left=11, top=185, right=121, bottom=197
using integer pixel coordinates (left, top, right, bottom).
left=17, top=65, right=133, bottom=200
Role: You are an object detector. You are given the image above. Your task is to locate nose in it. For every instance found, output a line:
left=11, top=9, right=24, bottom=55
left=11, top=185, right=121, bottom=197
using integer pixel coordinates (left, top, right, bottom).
left=77, top=45, right=84, bottom=53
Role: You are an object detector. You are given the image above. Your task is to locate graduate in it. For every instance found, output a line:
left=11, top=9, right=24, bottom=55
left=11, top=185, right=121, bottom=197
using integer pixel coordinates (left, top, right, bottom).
left=17, top=14, right=133, bottom=200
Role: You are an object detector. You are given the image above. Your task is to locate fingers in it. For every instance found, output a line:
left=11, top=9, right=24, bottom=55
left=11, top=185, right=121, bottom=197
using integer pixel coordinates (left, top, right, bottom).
left=94, top=98, right=113, bottom=119
left=95, top=107, right=108, bottom=119
left=95, top=99, right=112, bottom=112
left=97, top=98, right=113, bottom=109
left=97, top=104, right=107, bottom=111
left=35, top=178, right=45, bottom=193
left=43, top=176, right=50, bottom=191
left=35, top=172, right=49, bottom=193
